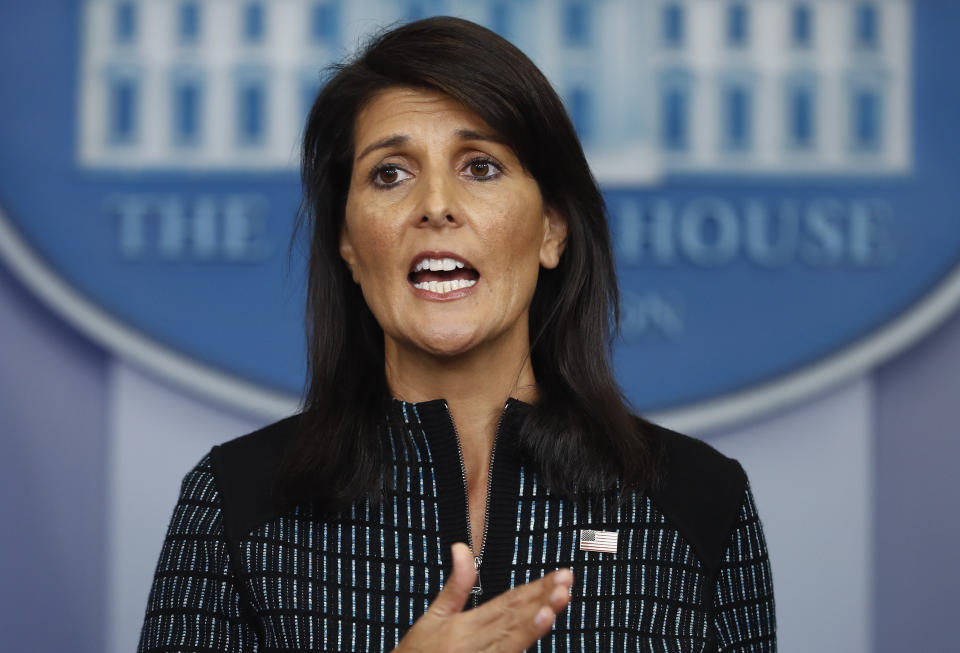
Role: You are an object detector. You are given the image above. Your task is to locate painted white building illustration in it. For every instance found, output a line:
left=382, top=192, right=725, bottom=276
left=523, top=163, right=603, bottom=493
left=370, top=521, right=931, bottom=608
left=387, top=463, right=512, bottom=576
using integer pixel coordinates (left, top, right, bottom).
left=78, top=0, right=912, bottom=181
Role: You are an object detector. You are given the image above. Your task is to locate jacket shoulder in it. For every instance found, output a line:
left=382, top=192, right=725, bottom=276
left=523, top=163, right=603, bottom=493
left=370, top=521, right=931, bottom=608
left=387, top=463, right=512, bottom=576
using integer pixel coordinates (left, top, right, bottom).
left=644, top=419, right=747, bottom=578
left=209, top=414, right=301, bottom=542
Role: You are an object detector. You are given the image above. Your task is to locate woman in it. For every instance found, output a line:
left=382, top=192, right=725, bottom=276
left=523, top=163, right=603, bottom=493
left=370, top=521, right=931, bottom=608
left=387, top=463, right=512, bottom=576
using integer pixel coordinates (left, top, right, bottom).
left=139, top=17, right=775, bottom=653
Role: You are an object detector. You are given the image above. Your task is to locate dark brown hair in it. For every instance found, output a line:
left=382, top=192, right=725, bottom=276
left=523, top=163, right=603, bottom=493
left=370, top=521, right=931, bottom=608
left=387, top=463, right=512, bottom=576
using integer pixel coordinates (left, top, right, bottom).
left=284, top=16, right=662, bottom=508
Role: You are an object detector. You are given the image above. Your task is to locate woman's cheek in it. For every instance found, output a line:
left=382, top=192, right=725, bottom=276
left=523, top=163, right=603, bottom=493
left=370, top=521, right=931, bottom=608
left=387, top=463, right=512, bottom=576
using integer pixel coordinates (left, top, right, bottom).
left=353, top=212, right=399, bottom=263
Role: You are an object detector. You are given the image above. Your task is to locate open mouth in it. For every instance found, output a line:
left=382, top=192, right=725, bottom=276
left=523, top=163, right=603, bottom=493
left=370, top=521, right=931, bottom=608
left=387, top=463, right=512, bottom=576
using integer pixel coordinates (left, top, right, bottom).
left=408, top=254, right=480, bottom=295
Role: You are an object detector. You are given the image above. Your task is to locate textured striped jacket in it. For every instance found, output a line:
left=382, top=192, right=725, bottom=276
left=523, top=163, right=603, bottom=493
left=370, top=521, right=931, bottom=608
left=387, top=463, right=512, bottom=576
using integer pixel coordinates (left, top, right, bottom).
left=138, top=399, right=776, bottom=652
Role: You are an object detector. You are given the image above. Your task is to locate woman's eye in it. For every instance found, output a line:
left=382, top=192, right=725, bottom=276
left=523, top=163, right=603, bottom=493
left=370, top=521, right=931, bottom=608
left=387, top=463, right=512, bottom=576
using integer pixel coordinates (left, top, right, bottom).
left=463, top=158, right=501, bottom=181
left=371, top=165, right=411, bottom=187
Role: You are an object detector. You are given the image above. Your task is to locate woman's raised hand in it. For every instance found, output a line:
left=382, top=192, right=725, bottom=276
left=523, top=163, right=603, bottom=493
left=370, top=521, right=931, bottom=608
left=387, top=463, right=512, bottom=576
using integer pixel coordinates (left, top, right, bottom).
left=395, top=542, right=573, bottom=653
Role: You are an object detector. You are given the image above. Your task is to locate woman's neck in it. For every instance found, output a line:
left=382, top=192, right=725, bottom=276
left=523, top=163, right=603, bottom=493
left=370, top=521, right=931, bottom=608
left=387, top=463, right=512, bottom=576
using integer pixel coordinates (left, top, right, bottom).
left=384, top=331, right=537, bottom=455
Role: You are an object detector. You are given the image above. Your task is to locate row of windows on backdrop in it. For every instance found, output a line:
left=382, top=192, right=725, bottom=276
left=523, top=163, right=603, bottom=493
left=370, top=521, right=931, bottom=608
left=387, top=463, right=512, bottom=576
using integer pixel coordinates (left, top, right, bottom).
left=106, top=75, right=324, bottom=147
left=109, top=1, right=884, bottom=51
left=111, top=1, right=340, bottom=46
left=105, top=72, right=883, bottom=157
left=661, top=2, right=883, bottom=50
left=659, top=80, right=884, bottom=154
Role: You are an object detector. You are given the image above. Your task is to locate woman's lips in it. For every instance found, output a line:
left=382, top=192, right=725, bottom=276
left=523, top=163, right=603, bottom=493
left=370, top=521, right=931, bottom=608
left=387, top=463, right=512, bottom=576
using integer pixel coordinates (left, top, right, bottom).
left=407, top=250, right=480, bottom=297
left=408, top=250, right=478, bottom=274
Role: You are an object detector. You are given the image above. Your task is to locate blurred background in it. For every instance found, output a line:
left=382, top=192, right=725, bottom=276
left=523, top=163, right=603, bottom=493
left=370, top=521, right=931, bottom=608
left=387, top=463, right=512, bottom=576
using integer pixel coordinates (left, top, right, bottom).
left=1, top=1, right=958, bottom=651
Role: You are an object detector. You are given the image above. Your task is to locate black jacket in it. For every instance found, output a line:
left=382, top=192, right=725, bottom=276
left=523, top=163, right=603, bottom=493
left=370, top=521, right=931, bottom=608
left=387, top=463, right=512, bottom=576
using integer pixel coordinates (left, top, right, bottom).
left=139, top=398, right=775, bottom=652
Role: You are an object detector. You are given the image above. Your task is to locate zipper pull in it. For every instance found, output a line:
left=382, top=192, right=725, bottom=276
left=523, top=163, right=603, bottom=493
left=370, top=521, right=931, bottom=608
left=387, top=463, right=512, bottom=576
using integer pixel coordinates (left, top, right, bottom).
left=470, top=556, right=483, bottom=596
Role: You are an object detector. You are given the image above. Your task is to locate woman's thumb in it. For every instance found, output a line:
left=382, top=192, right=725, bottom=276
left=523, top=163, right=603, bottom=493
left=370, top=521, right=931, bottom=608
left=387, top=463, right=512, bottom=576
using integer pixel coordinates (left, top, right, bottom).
left=428, top=543, right=477, bottom=617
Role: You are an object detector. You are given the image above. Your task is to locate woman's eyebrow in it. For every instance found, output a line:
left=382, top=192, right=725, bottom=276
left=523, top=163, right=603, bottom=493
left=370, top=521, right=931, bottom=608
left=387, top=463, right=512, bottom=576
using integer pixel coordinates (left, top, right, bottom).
left=355, top=129, right=503, bottom=162
left=356, top=134, right=408, bottom=162
left=456, top=128, right=503, bottom=144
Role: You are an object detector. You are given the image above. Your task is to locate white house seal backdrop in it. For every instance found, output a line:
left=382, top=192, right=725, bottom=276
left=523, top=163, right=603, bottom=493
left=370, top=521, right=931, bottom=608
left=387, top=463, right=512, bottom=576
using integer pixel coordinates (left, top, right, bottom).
left=2, top=0, right=956, bottom=431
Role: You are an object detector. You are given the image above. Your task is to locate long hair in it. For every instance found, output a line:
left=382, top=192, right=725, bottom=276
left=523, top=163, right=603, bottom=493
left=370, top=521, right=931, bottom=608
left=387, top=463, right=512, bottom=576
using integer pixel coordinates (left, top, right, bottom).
left=283, top=16, right=662, bottom=509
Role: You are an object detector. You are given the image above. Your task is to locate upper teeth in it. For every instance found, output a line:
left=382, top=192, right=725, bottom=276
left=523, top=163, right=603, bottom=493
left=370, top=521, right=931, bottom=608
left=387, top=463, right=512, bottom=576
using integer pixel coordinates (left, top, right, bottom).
left=414, top=257, right=466, bottom=272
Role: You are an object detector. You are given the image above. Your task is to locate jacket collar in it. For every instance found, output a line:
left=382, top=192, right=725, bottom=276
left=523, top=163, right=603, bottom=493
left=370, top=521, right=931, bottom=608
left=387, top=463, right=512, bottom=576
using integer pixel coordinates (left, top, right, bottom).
left=387, top=396, right=529, bottom=604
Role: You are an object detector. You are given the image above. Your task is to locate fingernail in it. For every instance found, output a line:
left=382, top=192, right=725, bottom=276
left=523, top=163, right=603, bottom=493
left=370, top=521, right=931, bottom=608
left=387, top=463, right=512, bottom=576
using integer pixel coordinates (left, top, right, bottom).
left=534, top=606, right=553, bottom=627
left=555, top=568, right=573, bottom=584
left=551, top=586, right=567, bottom=603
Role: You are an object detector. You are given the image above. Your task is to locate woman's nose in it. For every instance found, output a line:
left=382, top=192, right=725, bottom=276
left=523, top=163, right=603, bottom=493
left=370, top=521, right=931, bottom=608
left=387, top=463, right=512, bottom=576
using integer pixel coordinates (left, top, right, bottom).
left=415, top=171, right=460, bottom=227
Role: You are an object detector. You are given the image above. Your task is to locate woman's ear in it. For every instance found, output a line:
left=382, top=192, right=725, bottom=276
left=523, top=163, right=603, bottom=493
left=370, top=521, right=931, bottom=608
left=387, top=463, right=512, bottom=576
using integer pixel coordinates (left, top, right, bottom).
left=339, top=226, right=360, bottom=283
left=539, top=206, right=568, bottom=269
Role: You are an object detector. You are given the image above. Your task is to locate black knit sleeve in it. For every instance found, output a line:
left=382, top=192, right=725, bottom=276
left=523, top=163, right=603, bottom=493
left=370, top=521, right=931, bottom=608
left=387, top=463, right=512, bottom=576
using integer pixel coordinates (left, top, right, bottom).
left=138, top=454, right=260, bottom=652
left=711, top=483, right=777, bottom=652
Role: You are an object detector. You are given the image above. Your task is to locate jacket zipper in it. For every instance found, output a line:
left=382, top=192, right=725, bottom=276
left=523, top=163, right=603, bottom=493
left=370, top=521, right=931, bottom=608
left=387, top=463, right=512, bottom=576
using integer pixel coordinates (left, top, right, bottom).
left=446, top=400, right=510, bottom=608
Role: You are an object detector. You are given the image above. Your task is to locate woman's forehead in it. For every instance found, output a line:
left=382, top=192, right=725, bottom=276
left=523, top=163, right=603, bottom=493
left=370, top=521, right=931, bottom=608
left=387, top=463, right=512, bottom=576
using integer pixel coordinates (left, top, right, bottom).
left=353, top=87, right=499, bottom=151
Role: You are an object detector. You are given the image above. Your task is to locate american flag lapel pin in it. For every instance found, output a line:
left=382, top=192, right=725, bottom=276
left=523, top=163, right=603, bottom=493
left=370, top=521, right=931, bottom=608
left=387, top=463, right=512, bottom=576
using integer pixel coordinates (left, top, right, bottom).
left=579, top=529, right=618, bottom=554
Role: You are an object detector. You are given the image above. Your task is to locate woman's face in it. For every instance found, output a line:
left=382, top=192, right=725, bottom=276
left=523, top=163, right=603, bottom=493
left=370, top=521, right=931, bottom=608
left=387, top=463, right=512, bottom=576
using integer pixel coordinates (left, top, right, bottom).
left=340, top=86, right=567, bottom=359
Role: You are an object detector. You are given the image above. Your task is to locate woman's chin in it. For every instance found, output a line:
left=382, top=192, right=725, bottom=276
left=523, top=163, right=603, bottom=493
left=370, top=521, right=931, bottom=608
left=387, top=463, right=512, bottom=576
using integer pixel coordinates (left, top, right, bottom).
left=417, top=337, right=481, bottom=359
left=406, top=328, right=486, bottom=359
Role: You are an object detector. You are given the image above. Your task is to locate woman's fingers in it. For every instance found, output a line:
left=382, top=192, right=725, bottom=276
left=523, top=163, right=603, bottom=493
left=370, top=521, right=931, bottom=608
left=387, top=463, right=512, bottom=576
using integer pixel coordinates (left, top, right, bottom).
left=394, top=544, right=573, bottom=653
left=464, top=567, right=574, bottom=650
left=547, top=568, right=574, bottom=611
left=427, top=542, right=477, bottom=618
left=472, top=567, right=573, bottom=624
